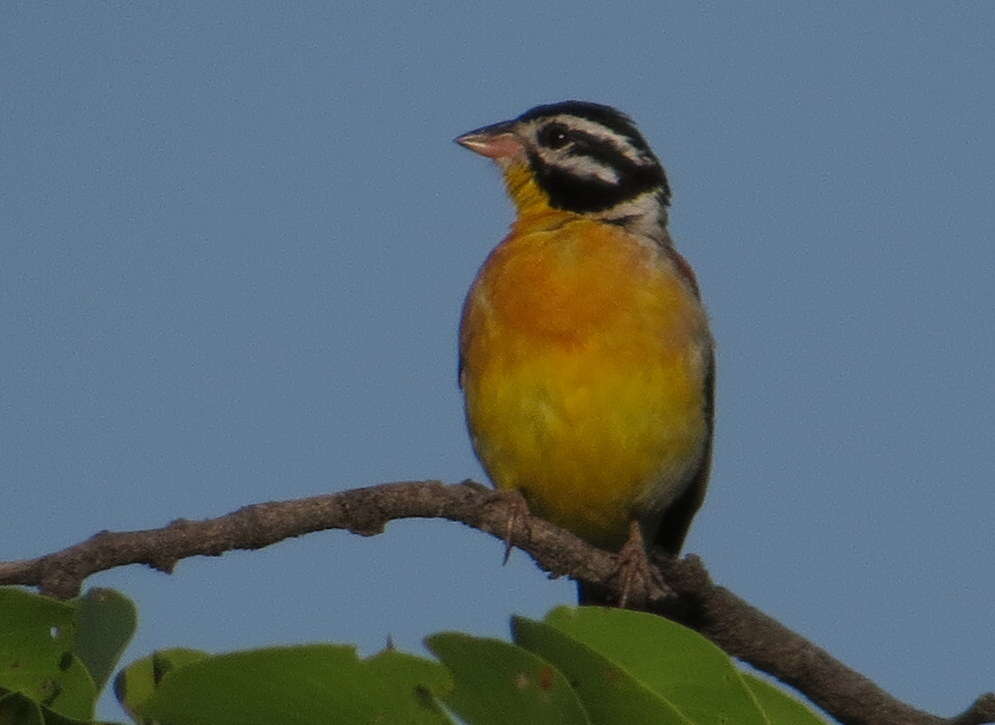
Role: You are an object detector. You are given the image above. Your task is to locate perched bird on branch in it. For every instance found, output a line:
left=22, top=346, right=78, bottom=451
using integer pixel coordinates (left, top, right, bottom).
left=456, top=101, right=714, bottom=604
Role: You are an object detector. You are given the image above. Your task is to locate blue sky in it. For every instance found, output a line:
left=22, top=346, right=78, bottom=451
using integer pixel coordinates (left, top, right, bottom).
left=3, top=3, right=993, bottom=720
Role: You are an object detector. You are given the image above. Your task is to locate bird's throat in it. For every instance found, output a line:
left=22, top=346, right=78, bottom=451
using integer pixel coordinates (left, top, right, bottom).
left=503, top=162, right=557, bottom=219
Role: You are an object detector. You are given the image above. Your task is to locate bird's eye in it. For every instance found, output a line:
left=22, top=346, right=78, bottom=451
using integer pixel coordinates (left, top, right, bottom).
left=538, top=123, right=572, bottom=149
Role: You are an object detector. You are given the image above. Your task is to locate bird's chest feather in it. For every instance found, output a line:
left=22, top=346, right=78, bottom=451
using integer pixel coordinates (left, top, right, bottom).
left=460, top=218, right=710, bottom=548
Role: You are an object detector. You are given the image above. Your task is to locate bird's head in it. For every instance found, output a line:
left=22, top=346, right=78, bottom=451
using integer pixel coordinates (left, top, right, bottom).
left=456, top=101, right=671, bottom=242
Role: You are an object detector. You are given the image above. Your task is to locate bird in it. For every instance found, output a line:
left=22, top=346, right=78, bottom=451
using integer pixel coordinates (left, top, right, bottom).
left=455, top=101, right=714, bottom=605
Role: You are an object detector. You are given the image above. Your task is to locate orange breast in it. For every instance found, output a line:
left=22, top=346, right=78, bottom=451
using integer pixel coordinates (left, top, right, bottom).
left=460, top=214, right=711, bottom=549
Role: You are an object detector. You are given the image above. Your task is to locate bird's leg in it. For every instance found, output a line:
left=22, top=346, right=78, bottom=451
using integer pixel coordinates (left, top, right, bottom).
left=614, top=520, right=667, bottom=608
left=486, top=488, right=532, bottom=564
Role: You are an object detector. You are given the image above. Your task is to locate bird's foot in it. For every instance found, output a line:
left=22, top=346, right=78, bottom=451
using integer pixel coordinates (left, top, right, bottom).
left=487, top=489, right=532, bottom=566
left=614, top=521, right=669, bottom=608
left=489, top=488, right=532, bottom=565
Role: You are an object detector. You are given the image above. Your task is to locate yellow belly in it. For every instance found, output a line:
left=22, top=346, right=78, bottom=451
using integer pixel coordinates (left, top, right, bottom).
left=460, top=215, right=710, bottom=550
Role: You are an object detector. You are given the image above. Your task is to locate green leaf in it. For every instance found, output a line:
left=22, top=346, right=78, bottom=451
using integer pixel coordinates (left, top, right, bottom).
left=742, top=674, right=826, bottom=724
left=426, top=632, right=589, bottom=725
left=72, top=589, right=137, bottom=693
left=0, top=691, right=44, bottom=725
left=0, top=588, right=97, bottom=720
left=363, top=648, right=453, bottom=707
left=0, top=687, right=124, bottom=725
left=139, top=644, right=451, bottom=725
left=513, top=616, right=688, bottom=724
left=113, top=648, right=208, bottom=723
left=540, top=606, right=770, bottom=724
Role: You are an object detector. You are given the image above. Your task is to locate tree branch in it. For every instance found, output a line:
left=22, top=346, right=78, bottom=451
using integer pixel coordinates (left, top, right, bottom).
left=0, top=479, right=989, bottom=725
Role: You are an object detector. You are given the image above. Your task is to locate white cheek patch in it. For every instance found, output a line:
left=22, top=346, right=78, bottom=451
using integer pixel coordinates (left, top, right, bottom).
left=547, top=152, right=620, bottom=184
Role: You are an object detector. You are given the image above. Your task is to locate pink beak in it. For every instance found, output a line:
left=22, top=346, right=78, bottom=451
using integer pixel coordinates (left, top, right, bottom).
left=454, top=120, right=524, bottom=159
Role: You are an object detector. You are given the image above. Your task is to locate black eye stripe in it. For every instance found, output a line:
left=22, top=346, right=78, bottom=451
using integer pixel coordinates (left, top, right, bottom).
left=539, top=125, right=640, bottom=165
left=538, top=123, right=571, bottom=149
left=561, top=132, right=637, bottom=170
left=539, top=122, right=633, bottom=153
left=517, top=101, right=649, bottom=153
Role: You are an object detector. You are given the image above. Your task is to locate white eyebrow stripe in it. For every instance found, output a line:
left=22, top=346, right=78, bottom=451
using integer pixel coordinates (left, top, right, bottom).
left=543, top=115, right=648, bottom=165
